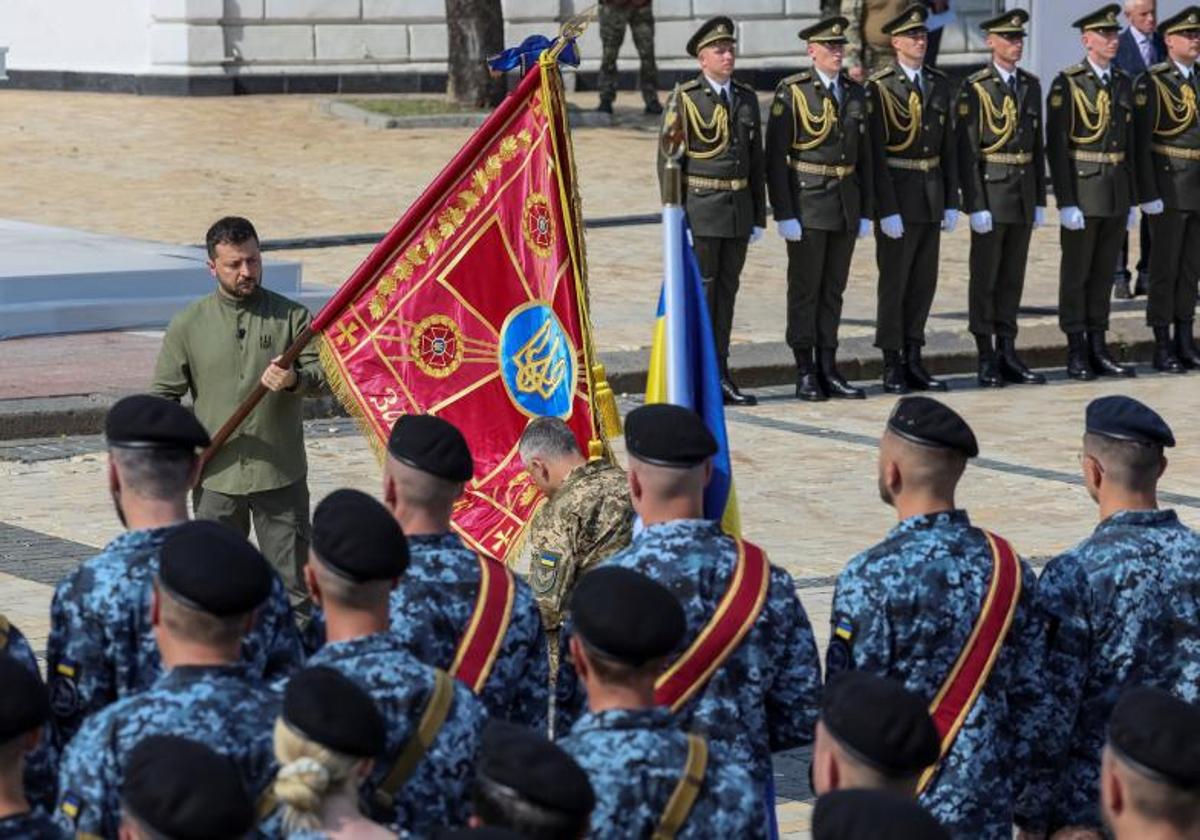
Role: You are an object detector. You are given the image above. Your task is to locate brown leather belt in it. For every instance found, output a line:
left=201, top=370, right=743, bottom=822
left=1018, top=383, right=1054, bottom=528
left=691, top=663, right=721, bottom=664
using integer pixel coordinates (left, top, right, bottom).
left=686, top=175, right=749, bottom=191
left=789, top=159, right=856, bottom=178
left=885, top=156, right=941, bottom=172
left=1068, top=149, right=1125, bottom=164
left=1152, top=142, right=1200, bottom=161
left=982, top=151, right=1033, bottom=165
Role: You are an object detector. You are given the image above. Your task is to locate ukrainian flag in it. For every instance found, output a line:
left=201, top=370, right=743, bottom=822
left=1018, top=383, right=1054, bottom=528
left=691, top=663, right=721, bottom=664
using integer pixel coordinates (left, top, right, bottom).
left=645, top=206, right=741, bottom=535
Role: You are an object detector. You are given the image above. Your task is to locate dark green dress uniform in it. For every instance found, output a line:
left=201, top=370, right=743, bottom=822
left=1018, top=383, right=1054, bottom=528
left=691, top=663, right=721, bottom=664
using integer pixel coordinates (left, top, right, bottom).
left=1132, top=6, right=1200, bottom=372
left=766, top=16, right=873, bottom=402
left=1046, top=6, right=1139, bottom=380
left=866, top=5, right=960, bottom=393
left=958, top=10, right=1048, bottom=388
left=659, top=16, right=767, bottom=406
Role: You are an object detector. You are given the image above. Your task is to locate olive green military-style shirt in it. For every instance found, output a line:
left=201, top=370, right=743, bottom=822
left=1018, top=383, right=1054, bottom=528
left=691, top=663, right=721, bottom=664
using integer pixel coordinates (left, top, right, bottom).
left=150, top=288, right=324, bottom=495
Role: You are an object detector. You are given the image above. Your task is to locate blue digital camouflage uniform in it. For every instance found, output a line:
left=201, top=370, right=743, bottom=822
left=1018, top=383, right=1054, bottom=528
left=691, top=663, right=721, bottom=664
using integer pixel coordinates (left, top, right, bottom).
left=390, top=533, right=549, bottom=730
left=826, top=510, right=1042, bottom=840
left=0, top=810, right=63, bottom=839
left=560, top=707, right=767, bottom=839
left=3, top=620, right=59, bottom=814
left=54, top=664, right=279, bottom=838
left=46, top=526, right=303, bottom=749
left=561, top=520, right=822, bottom=792
left=305, top=632, right=488, bottom=835
left=1015, top=509, right=1200, bottom=832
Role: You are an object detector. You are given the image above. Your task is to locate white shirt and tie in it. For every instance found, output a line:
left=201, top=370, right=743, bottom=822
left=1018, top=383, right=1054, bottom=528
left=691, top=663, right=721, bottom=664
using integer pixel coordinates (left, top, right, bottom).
left=1087, top=57, right=1113, bottom=87
left=814, top=67, right=842, bottom=106
left=1130, top=25, right=1157, bottom=69
left=704, top=75, right=733, bottom=110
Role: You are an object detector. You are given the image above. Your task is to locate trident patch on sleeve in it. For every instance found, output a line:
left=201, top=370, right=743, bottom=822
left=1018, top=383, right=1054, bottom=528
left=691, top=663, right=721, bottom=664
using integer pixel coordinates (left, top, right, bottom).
left=530, top=550, right=561, bottom=596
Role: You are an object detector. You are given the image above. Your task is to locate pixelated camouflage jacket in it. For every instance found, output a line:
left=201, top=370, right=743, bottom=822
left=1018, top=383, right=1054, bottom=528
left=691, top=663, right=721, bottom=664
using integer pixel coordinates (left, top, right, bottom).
left=826, top=510, right=1042, bottom=840
left=2, top=621, right=59, bottom=816
left=0, top=810, right=63, bottom=839
left=1015, top=508, right=1200, bottom=832
left=560, top=707, right=769, bottom=839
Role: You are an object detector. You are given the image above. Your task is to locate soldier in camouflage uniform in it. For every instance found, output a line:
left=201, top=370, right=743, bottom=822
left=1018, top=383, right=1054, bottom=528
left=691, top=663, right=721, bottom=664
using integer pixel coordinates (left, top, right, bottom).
left=382, top=414, right=549, bottom=731
left=839, top=0, right=909, bottom=79
left=54, top=522, right=281, bottom=838
left=45, top=396, right=302, bottom=750
left=559, top=567, right=767, bottom=839
left=559, top=404, right=822, bottom=826
left=298, top=489, right=488, bottom=835
left=517, top=417, right=633, bottom=679
left=1, top=618, right=57, bottom=816
left=0, top=655, right=61, bottom=839
left=597, top=0, right=661, bottom=115
left=1015, top=396, right=1200, bottom=837
left=827, top=396, right=1042, bottom=839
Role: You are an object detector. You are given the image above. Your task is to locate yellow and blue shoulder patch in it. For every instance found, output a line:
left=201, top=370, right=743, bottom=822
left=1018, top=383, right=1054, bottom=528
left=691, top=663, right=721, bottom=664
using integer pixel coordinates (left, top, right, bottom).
left=49, top=658, right=81, bottom=718
left=826, top=616, right=856, bottom=675
left=60, top=791, right=83, bottom=823
left=834, top=617, right=855, bottom=641
left=530, top=550, right=561, bottom=595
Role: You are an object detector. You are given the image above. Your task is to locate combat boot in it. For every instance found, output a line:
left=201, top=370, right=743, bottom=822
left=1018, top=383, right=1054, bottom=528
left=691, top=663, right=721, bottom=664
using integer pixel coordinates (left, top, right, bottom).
left=1088, top=330, right=1137, bottom=377
left=881, top=350, right=909, bottom=395
left=795, top=348, right=827, bottom=402
left=1175, top=321, right=1200, bottom=368
left=720, top=358, right=758, bottom=406
left=1065, top=333, right=1095, bottom=380
left=975, top=334, right=1004, bottom=388
left=1153, top=326, right=1185, bottom=374
left=997, top=336, right=1046, bottom=384
left=904, top=342, right=947, bottom=391
left=817, top=348, right=865, bottom=399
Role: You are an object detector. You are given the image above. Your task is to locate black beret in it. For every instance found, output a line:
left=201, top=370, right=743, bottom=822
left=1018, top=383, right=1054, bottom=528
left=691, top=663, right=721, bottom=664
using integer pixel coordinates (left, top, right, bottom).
left=121, top=735, right=254, bottom=840
left=283, top=666, right=386, bottom=758
left=1072, top=4, right=1121, bottom=31
left=387, top=414, right=473, bottom=482
left=0, top=654, right=49, bottom=740
left=1161, top=7, right=1200, bottom=35
left=881, top=3, right=929, bottom=36
left=800, top=16, right=850, bottom=43
left=821, top=672, right=939, bottom=776
left=1108, top=686, right=1200, bottom=789
left=980, top=8, right=1028, bottom=35
left=105, top=395, right=210, bottom=451
left=1086, top=396, right=1175, bottom=447
left=687, top=16, right=736, bottom=57
left=159, top=520, right=272, bottom=616
left=812, top=789, right=950, bottom=840
left=312, top=489, right=409, bottom=582
left=569, top=567, right=685, bottom=667
left=624, top=404, right=717, bottom=467
left=887, top=396, right=979, bottom=458
left=479, top=720, right=595, bottom=817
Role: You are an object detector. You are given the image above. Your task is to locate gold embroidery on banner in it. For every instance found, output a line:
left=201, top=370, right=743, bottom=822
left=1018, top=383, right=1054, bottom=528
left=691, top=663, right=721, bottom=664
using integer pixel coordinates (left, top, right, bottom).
left=512, top=319, right=567, bottom=399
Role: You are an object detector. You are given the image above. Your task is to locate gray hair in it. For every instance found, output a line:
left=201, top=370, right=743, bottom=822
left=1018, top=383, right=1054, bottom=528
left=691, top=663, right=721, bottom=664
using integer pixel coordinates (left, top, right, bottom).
left=518, top=416, right=580, bottom=462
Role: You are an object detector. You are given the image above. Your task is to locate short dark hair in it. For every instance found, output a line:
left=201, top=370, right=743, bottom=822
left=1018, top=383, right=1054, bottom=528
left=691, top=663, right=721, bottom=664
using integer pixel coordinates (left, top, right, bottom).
left=1083, top=432, right=1164, bottom=493
left=111, top=447, right=196, bottom=502
left=205, top=217, right=259, bottom=258
left=471, top=778, right=587, bottom=840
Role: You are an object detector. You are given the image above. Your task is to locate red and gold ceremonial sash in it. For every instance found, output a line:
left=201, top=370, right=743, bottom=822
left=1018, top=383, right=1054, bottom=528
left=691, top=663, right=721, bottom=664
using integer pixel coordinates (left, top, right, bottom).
left=917, top=531, right=1022, bottom=794
left=655, top=538, right=771, bottom=712
left=450, top=555, right=516, bottom=694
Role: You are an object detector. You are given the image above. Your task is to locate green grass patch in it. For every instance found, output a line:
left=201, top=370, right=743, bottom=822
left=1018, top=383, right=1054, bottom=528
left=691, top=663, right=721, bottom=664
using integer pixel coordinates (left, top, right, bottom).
left=342, top=98, right=487, bottom=117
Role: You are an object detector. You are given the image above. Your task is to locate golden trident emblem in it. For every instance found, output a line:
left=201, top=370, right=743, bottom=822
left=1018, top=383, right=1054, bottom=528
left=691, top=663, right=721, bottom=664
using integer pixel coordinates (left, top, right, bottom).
left=512, top=319, right=567, bottom=399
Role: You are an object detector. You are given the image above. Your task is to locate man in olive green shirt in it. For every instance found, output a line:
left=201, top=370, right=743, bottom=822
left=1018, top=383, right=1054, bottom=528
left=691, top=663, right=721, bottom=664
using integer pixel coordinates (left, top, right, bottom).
left=151, top=217, right=324, bottom=599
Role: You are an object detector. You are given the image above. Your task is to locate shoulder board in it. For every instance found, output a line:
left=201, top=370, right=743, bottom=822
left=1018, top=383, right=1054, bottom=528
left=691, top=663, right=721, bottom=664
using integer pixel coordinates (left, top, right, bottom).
left=780, top=71, right=810, bottom=87
left=1113, top=66, right=1130, bottom=78
left=843, top=75, right=864, bottom=90
left=924, top=65, right=946, bottom=78
left=1017, top=68, right=1039, bottom=83
left=868, top=66, right=895, bottom=82
left=1064, top=63, right=1088, bottom=76
left=679, top=79, right=702, bottom=92
left=732, top=78, right=756, bottom=93
left=967, top=67, right=992, bottom=83
left=1149, top=61, right=1172, bottom=74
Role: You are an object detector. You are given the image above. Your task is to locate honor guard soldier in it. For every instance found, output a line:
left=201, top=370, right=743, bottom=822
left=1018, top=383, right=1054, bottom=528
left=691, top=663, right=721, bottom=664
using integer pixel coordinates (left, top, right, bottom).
left=0, top=656, right=60, bottom=840
left=55, top=521, right=281, bottom=838
left=827, top=397, right=1041, bottom=838
left=766, top=16, right=874, bottom=402
left=561, top=404, right=822, bottom=831
left=382, top=415, right=549, bottom=731
left=866, top=5, right=961, bottom=394
left=958, top=10, right=1048, bottom=388
left=1100, top=688, right=1200, bottom=840
left=46, top=395, right=302, bottom=751
left=659, top=16, right=766, bottom=406
left=299, top=489, right=488, bottom=835
left=1132, top=7, right=1200, bottom=373
left=1016, top=397, right=1200, bottom=837
left=1, top=619, right=56, bottom=816
left=812, top=789, right=950, bottom=840
left=1047, top=6, right=1140, bottom=380
left=559, top=568, right=767, bottom=839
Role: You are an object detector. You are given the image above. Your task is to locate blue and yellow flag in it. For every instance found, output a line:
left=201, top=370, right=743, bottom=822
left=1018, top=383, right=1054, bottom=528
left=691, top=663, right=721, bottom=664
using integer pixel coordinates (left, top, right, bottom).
left=645, top=207, right=740, bottom=535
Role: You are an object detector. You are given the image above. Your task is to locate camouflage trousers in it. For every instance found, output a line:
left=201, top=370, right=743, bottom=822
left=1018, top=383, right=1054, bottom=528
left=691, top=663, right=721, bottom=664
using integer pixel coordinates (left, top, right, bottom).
left=598, top=3, right=659, bottom=105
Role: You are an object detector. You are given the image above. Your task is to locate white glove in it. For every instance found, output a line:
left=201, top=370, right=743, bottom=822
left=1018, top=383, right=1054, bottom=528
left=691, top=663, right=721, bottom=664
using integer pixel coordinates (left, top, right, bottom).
left=1060, top=206, right=1085, bottom=231
left=1127, top=207, right=1138, bottom=230
left=942, top=208, right=959, bottom=233
left=749, top=225, right=765, bottom=244
left=969, top=210, right=993, bottom=234
left=1141, top=199, right=1164, bottom=215
left=857, top=218, right=872, bottom=238
left=880, top=214, right=905, bottom=239
left=776, top=218, right=802, bottom=242
left=1033, top=206, right=1046, bottom=228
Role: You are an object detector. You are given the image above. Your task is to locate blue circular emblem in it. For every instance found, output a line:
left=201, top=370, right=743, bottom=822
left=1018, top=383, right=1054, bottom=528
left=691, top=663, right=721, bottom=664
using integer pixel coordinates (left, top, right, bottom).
left=498, top=302, right=577, bottom=419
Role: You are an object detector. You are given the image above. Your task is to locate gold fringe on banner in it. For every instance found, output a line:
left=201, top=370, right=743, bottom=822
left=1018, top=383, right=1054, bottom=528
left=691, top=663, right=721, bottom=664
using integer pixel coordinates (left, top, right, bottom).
left=591, top=363, right=622, bottom=440
left=318, top=335, right=388, bottom=465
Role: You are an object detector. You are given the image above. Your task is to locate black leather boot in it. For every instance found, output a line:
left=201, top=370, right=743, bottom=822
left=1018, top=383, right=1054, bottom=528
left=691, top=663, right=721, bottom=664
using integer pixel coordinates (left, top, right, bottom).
left=1175, top=321, right=1200, bottom=368
left=997, top=336, right=1046, bottom=384
left=1088, top=330, right=1137, bottom=377
left=720, top=358, right=758, bottom=406
left=817, top=348, right=865, bottom=399
left=1113, top=275, right=1133, bottom=300
left=1153, top=326, right=1185, bottom=373
left=794, top=348, right=827, bottom=401
left=975, top=334, right=1003, bottom=388
left=1066, top=332, right=1095, bottom=380
left=904, top=342, right=947, bottom=391
left=881, top=350, right=909, bottom=394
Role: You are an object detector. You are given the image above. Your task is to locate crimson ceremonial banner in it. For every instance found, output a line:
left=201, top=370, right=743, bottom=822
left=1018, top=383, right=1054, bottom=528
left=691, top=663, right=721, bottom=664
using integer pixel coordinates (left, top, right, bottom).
left=313, top=55, right=612, bottom=562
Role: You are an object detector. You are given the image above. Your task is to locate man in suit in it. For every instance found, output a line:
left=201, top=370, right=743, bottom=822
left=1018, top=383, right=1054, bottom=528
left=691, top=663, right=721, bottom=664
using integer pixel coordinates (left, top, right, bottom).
left=1113, top=0, right=1164, bottom=298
